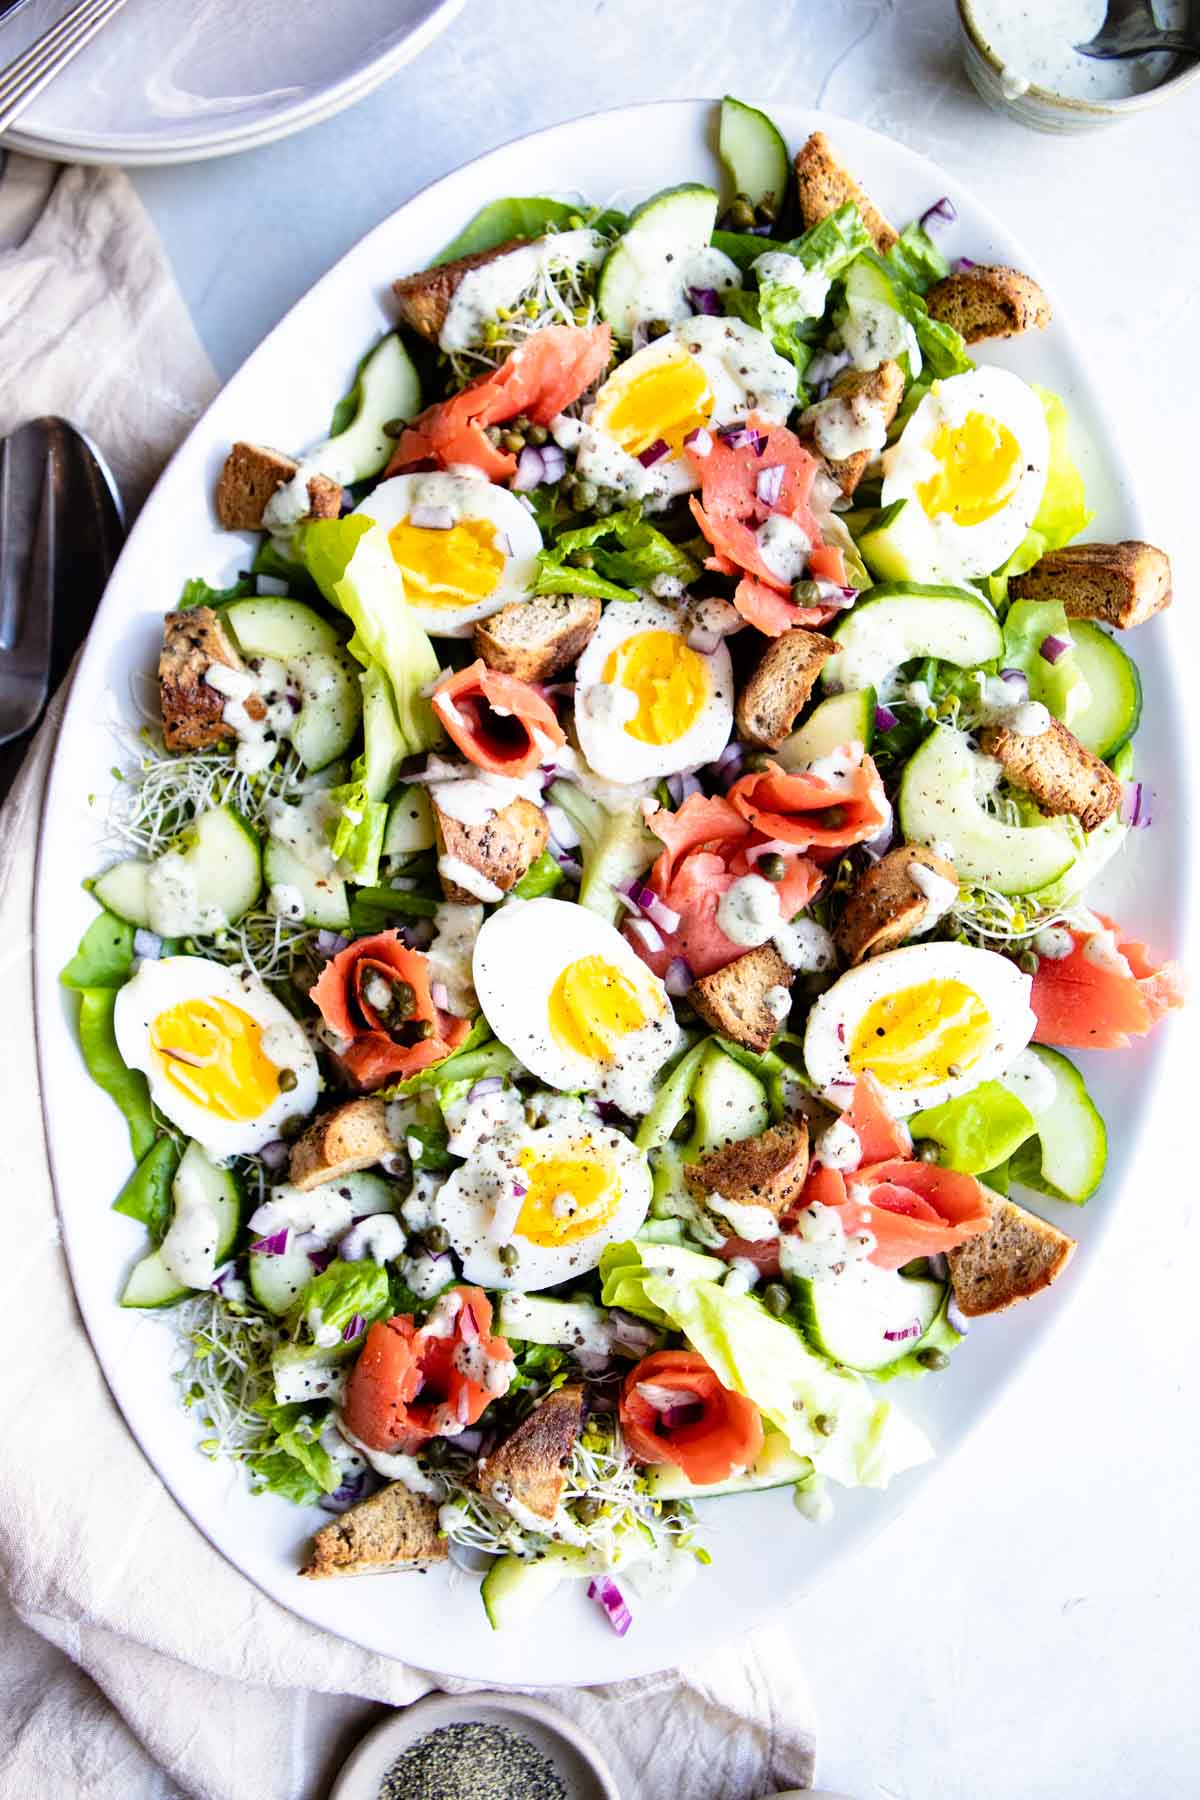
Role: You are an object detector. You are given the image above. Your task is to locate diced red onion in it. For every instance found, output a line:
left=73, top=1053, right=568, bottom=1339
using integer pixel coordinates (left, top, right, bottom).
left=308, top=1245, right=335, bottom=1273
left=679, top=771, right=703, bottom=801
left=618, top=879, right=680, bottom=933
left=688, top=286, right=721, bottom=316
left=544, top=802, right=581, bottom=849
left=587, top=1576, right=632, bottom=1636
left=342, top=1313, right=366, bottom=1342
left=661, top=1401, right=705, bottom=1430
left=755, top=463, right=785, bottom=508
left=210, top=1260, right=238, bottom=1294
left=550, top=844, right=584, bottom=879
left=875, top=704, right=899, bottom=733
left=954, top=256, right=976, bottom=273
left=467, top=1075, right=504, bottom=1103
left=132, top=927, right=163, bottom=960
left=637, top=438, right=670, bottom=468
left=459, top=1302, right=480, bottom=1344
left=511, top=446, right=546, bottom=492
left=258, top=1138, right=289, bottom=1173
left=999, top=667, right=1031, bottom=699
left=863, top=798, right=895, bottom=860
left=539, top=444, right=567, bottom=484
left=409, top=503, right=455, bottom=530
left=722, top=426, right=766, bottom=455
left=683, top=426, right=713, bottom=456
left=636, top=1380, right=686, bottom=1411
left=626, top=916, right=664, bottom=956
left=608, top=1309, right=662, bottom=1352
left=919, top=196, right=957, bottom=233
left=946, top=1296, right=970, bottom=1336
left=430, top=980, right=451, bottom=1012
left=1039, top=634, right=1070, bottom=665
left=320, top=1472, right=368, bottom=1514
left=687, top=623, right=722, bottom=654
left=883, top=1318, right=923, bottom=1343
left=1120, top=781, right=1153, bottom=828
left=453, top=1426, right=485, bottom=1455
left=251, top=1228, right=290, bottom=1257
left=664, top=957, right=693, bottom=996
left=316, top=929, right=351, bottom=957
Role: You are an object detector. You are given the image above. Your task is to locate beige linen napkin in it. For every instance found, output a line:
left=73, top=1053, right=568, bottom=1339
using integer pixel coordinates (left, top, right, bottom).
left=0, top=154, right=817, bottom=1800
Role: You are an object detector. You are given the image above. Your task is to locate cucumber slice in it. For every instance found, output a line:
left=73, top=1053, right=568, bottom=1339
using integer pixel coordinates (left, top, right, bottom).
left=223, top=597, right=360, bottom=772
left=496, top=1293, right=616, bottom=1356
left=688, top=1043, right=768, bottom=1154
left=121, top=1142, right=242, bottom=1309
left=718, top=96, right=790, bottom=213
left=899, top=726, right=1077, bottom=895
left=596, top=183, right=721, bottom=342
left=643, top=1431, right=813, bottom=1499
left=1064, top=621, right=1142, bottom=760
left=316, top=334, right=422, bottom=485
left=382, top=785, right=436, bottom=856
left=1003, top=1046, right=1107, bottom=1205
left=822, top=583, right=1003, bottom=694
left=780, top=688, right=876, bottom=768
left=262, top=837, right=349, bottom=931
left=482, top=1553, right=566, bottom=1630
left=794, top=1263, right=945, bottom=1373
left=95, top=804, right=263, bottom=931
left=856, top=499, right=916, bottom=583
left=271, top=1340, right=355, bottom=1404
left=247, top=1172, right=398, bottom=1316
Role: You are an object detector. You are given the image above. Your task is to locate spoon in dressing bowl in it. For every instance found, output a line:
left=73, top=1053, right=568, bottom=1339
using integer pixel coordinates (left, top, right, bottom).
left=1074, top=0, right=1200, bottom=57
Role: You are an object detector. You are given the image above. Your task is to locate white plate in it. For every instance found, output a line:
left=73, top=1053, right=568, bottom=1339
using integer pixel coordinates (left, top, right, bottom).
left=0, top=0, right=467, bottom=166
left=32, top=99, right=1190, bottom=1685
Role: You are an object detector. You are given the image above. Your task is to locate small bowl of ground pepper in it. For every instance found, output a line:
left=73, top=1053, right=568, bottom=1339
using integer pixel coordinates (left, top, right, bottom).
left=330, top=1692, right=620, bottom=1800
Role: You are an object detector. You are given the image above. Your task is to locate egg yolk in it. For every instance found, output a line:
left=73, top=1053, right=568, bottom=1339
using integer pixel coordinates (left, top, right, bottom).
left=602, top=629, right=708, bottom=746
left=596, top=349, right=714, bottom=457
left=388, top=513, right=505, bottom=608
left=847, top=979, right=991, bottom=1093
left=150, top=997, right=282, bottom=1120
left=516, top=1143, right=621, bottom=1245
left=915, top=411, right=1022, bottom=527
left=549, top=954, right=659, bottom=1063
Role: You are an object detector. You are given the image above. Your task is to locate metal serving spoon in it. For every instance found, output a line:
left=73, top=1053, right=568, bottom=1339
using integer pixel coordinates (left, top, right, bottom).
left=1075, top=0, right=1200, bottom=58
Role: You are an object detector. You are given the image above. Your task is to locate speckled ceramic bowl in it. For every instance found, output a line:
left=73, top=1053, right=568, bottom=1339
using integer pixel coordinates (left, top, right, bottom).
left=957, top=0, right=1200, bottom=131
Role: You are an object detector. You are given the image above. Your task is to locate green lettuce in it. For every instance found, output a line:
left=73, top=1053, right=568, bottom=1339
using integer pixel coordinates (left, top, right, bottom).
left=61, top=910, right=137, bottom=989
left=325, top=776, right=387, bottom=887
left=987, top=387, right=1093, bottom=600
left=112, top=1136, right=181, bottom=1240
left=910, top=1082, right=1036, bottom=1175
left=513, top=848, right=565, bottom=899
left=178, top=570, right=255, bottom=610
left=886, top=220, right=951, bottom=295
left=599, top=1240, right=727, bottom=1325
left=715, top=202, right=872, bottom=277
left=535, top=505, right=700, bottom=606
left=296, top=1259, right=392, bottom=1337
left=548, top=784, right=658, bottom=927
left=248, top=1402, right=339, bottom=1504
left=1002, top=598, right=1088, bottom=725
left=77, top=988, right=156, bottom=1160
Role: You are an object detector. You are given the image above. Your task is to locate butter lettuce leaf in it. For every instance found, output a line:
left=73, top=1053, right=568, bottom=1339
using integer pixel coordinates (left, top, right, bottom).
left=910, top=1082, right=1036, bottom=1175
left=988, top=387, right=1093, bottom=601
left=61, top=910, right=137, bottom=989
left=547, top=785, right=658, bottom=927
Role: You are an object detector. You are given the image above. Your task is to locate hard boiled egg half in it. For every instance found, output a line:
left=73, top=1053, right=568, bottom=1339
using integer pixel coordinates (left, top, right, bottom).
left=879, top=367, right=1050, bottom=583
left=473, top=897, right=681, bottom=1117
left=434, top=1114, right=652, bottom=1291
left=575, top=314, right=798, bottom=506
left=350, top=471, right=542, bottom=637
left=114, top=955, right=319, bottom=1157
left=574, top=596, right=733, bottom=782
left=804, top=941, right=1036, bottom=1117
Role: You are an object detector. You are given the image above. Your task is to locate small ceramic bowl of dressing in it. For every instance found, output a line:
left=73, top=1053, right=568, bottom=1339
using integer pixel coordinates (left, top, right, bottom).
left=957, top=0, right=1200, bottom=131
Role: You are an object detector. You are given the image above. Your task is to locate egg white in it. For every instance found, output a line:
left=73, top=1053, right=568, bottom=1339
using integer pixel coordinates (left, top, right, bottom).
left=434, top=1114, right=652, bottom=1291
left=574, top=596, right=734, bottom=783
left=804, top=941, right=1036, bottom=1117
left=473, top=897, right=681, bottom=1116
left=575, top=314, right=798, bottom=507
left=350, top=471, right=542, bottom=637
left=114, top=955, right=319, bottom=1158
left=879, top=367, right=1050, bottom=584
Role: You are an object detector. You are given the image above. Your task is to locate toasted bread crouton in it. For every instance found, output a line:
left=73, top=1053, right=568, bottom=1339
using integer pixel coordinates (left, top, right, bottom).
left=925, top=265, right=1051, bottom=345
left=473, top=593, right=602, bottom=682
left=1009, top=541, right=1172, bottom=630
left=475, top=1383, right=585, bottom=1523
left=215, top=441, right=342, bottom=532
left=794, top=131, right=897, bottom=254
left=980, top=717, right=1121, bottom=834
left=158, top=605, right=263, bottom=752
left=689, top=943, right=795, bottom=1054
left=289, top=1097, right=394, bottom=1193
left=433, top=794, right=548, bottom=903
left=798, top=360, right=905, bottom=497
left=947, top=1193, right=1075, bottom=1317
left=393, top=239, right=528, bottom=342
left=300, top=1482, right=446, bottom=1578
left=736, top=628, right=834, bottom=749
left=686, top=1119, right=810, bottom=1214
left=835, top=845, right=959, bottom=965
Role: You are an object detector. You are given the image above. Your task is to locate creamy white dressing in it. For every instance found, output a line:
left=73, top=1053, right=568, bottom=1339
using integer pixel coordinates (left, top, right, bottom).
left=717, top=873, right=783, bottom=947
left=1081, top=924, right=1130, bottom=976
left=815, top=1117, right=862, bottom=1173
left=399, top=1250, right=451, bottom=1301
left=453, top=1337, right=513, bottom=1395
left=613, top=235, right=742, bottom=336
left=339, top=1214, right=406, bottom=1265
left=423, top=900, right=484, bottom=1020
left=841, top=295, right=921, bottom=377
left=755, top=512, right=811, bottom=585
left=437, top=854, right=505, bottom=903
left=801, top=390, right=888, bottom=462
left=206, top=650, right=345, bottom=777
left=704, top=1191, right=781, bottom=1242
left=970, top=0, right=1189, bottom=100
left=773, top=918, right=836, bottom=973
left=429, top=765, right=545, bottom=827
left=267, top=882, right=305, bottom=921
left=486, top=1479, right=589, bottom=1546
left=159, top=1158, right=221, bottom=1289
left=551, top=742, right=658, bottom=810
left=1002, top=1047, right=1058, bottom=1115
left=975, top=674, right=1051, bottom=738
left=144, top=851, right=227, bottom=938
left=1033, top=924, right=1074, bottom=961
left=584, top=681, right=640, bottom=731
left=764, top=984, right=792, bottom=1022
left=800, top=741, right=865, bottom=793
left=442, top=1083, right=524, bottom=1159
left=752, top=251, right=831, bottom=321
left=779, top=1201, right=876, bottom=1283
left=336, top=1417, right=445, bottom=1496
left=250, top=1184, right=356, bottom=1246
left=266, top=792, right=343, bottom=878
left=438, top=229, right=608, bottom=352
left=907, top=861, right=959, bottom=932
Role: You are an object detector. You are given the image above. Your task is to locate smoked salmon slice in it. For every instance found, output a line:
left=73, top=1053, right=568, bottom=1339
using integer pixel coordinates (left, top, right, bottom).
left=431, top=659, right=565, bottom=777
left=342, top=1287, right=513, bottom=1452
left=726, top=755, right=889, bottom=856
left=1031, top=913, right=1185, bottom=1050
left=800, top=1157, right=991, bottom=1271
left=619, top=1349, right=764, bottom=1485
left=311, top=930, right=470, bottom=1091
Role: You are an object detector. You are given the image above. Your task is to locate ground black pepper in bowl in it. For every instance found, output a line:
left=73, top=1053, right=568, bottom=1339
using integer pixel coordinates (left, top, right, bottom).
left=376, top=1720, right=568, bottom=1799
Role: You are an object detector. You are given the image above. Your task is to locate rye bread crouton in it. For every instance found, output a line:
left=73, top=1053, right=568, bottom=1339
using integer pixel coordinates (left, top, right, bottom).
left=473, top=593, right=602, bottom=682
left=925, top=265, right=1051, bottom=345
left=798, top=360, right=905, bottom=497
left=835, top=845, right=959, bottom=965
left=433, top=794, right=548, bottom=903
left=158, top=605, right=263, bottom=752
left=1008, top=541, right=1172, bottom=630
left=393, top=239, right=529, bottom=342
left=300, top=1482, right=446, bottom=1578
left=794, top=131, right=898, bottom=254
left=214, top=441, right=341, bottom=532
left=947, top=1193, right=1076, bottom=1317
left=475, top=1383, right=585, bottom=1523
left=685, top=1119, right=810, bottom=1216
left=980, top=717, right=1121, bottom=834
left=289, top=1097, right=394, bottom=1193
left=736, top=628, right=834, bottom=749
left=689, top=944, right=795, bottom=1055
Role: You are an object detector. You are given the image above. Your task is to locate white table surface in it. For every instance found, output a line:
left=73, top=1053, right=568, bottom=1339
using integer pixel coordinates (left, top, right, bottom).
left=124, top=5, right=1200, bottom=1796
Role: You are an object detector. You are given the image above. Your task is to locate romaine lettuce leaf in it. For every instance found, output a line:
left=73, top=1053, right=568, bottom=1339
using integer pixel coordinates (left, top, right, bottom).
left=910, top=1081, right=1036, bottom=1175
left=61, top=910, right=137, bottom=989
left=598, top=1239, right=727, bottom=1325
left=535, top=505, right=700, bottom=605
left=296, top=1259, right=392, bottom=1338
left=513, top=847, right=565, bottom=899
left=178, top=570, right=256, bottom=610
left=886, top=220, right=951, bottom=295
left=325, top=776, right=387, bottom=887
left=248, top=1401, right=339, bottom=1504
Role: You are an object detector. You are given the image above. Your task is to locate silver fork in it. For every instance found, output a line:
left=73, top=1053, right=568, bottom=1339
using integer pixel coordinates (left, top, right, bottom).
left=0, top=0, right=128, bottom=136
left=1075, top=0, right=1200, bottom=57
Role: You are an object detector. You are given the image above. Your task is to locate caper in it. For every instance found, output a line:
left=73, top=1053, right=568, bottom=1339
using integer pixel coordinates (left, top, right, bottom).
left=280, top=1114, right=306, bottom=1142
left=791, top=579, right=822, bottom=606
left=424, top=1224, right=450, bottom=1253
left=407, top=1018, right=435, bottom=1042
left=759, top=853, right=788, bottom=883
left=499, top=1243, right=520, bottom=1270
left=276, top=1067, right=298, bottom=1092
left=568, top=549, right=595, bottom=570
left=917, top=1140, right=940, bottom=1163
left=502, top=430, right=526, bottom=454
left=382, top=417, right=406, bottom=438
left=813, top=1412, right=837, bottom=1437
left=755, top=194, right=778, bottom=226
left=647, top=318, right=670, bottom=340
left=485, top=424, right=503, bottom=447
left=745, top=752, right=774, bottom=773
left=917, top=1347, right=951, bottom=1371
left=513, top=414, right=532, bottom=431
left=1018, top=949, right=1040, bottom=975
left=593, top=493, right=614, bottom=517
left=573, top=479, right=599, bottom=511
left=764, top=1282, right=790, bottom=1317
left=423, top=1437, right=449, bottom=1468
left=387, top=978, right=417, bottom=1022
left=575, top=1497, right=602, bottom=1524
left=728, top=195, right=756, bottom=231
left=819, top=805, right=846, bottom=830
left=528, top=423, right=550, bottom=446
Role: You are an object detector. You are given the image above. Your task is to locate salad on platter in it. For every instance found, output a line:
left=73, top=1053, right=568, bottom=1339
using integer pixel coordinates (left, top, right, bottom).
left=60, top=98, right=1184, bottom=1636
